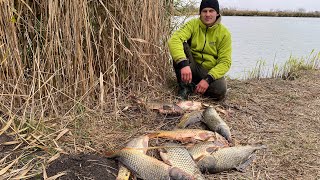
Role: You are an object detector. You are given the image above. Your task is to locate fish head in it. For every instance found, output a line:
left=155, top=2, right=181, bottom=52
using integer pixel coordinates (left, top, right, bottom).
left=169, top=167, right=195, bottom=180
left=125, top=135, right=149, bottom=154
left=203, top=106, right=218, bottom=120
left=197, top=155, right=218, bottom=174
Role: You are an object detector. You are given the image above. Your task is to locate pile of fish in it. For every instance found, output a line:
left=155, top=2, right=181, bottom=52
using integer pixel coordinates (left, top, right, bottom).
left=108, top=98, right=266, bottom=180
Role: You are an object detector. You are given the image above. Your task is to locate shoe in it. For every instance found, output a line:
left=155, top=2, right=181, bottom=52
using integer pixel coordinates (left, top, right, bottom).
left=178, top=83, right=194, bottom=100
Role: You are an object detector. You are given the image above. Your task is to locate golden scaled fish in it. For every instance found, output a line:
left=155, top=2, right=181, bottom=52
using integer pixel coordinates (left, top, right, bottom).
left=110, top=136, right=192, bottom=180
left=176, top=110, right=204, bottom=129
left=130, top=95, right=184, bottom=115
left=202, top=107, right=232, bottom=143
left=116, top=135, right=149, bottom=180
left=130, top=95, right=204, bottom=115
left=197, top=145, right=267, bottom=173
left=160, top=143, right=205, bottom=180
left=147, top=129, right=229, bottom=144
left=115, top=149, right=194, bottom=180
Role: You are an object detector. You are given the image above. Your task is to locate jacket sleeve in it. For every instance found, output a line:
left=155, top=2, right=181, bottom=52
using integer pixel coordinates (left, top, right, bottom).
left=209, top=31, right=232, bottom=79
left=168, top=20, right=194, bottom=64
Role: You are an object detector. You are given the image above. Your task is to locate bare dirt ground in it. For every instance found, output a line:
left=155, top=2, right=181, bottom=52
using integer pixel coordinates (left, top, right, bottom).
left=1, top=69, right=319, bottom=179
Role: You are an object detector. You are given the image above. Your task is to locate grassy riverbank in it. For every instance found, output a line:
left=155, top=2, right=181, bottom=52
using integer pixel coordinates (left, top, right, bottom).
left=1, top=54, right=319, bottom=179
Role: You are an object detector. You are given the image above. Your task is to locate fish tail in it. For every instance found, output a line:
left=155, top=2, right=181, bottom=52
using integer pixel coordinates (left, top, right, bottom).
left=257, top=144, right=268, bottom=150
left=251, top=144, right=267, bottom=151
left=146, top=132, right=159, bottom=139
left=104, top=149, right=119, bottom=158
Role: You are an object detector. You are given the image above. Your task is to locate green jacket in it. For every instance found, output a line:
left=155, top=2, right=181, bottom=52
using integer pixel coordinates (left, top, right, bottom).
left=168, top=16, right=232, bottom=80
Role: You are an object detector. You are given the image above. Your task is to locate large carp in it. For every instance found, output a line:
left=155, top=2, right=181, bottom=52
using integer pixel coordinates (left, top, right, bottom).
left=176, top=110, right=204, bottom=128
left=160, top=143, right=205, bottom=180
left=130, top=95, right=203, bottom=115
left=195, top=145, right=267, bottom=173
left=202, top=107, right=232, bottom=143
left=116, top=135, right=149, bottom=180
left=148, top=129, right=229, bottom=144
left=115, top=149, right=194, bottom=180
left=109, top=135, right=192, bottom=180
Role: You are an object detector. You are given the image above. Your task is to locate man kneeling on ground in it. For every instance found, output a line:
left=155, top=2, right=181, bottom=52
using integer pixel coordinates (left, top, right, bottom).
left=168, top=0, right=232, bottom=101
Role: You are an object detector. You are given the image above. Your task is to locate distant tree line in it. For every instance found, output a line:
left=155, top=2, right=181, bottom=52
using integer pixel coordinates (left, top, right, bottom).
left=221, top=8, right=320, bottom=18
left=172, top=1, right=320, bottom=18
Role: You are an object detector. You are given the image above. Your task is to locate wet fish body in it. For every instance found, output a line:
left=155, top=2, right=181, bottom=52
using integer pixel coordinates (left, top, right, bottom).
left=148, top=129, right=229, bottom=143
left=202, top=107, right=232, bottom=143
left=130, top=96, right=184, bottom=115
left=116, top=135, right=149, bottom=180
left=197, top=145, right=267, bottom=173
left=176, top=101, right=203, bottom=111
left=160, top=143, right=205, bottom=180
left=117, top=149, right=171, bottom=179
left=176, top=110, right=204, bottom=128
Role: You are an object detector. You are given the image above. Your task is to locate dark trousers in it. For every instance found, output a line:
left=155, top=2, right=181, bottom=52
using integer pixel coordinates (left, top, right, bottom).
left=173, top=42, right=227, bottom=100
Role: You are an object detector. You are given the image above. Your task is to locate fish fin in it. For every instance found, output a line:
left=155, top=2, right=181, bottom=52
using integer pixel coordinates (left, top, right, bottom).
left=116, top=163, right=131, bottom=180
left=257, top=144, right=268, bottom=150
left=169, top=167, right=194, bottom=180
left=159, top=151, right=172, bottom=166
left=104, top=149, right=120, bottom=158
left=185, top=143, right=195, bottom=149
left=206, top=146, right=218, bottom=153
left=146, top=132, right=159, bottom=139
left=235, top=154, right=257, bottom=172
left=194, top=154, right=206, bottom=162
left=180, top=137, right=195, bottom=143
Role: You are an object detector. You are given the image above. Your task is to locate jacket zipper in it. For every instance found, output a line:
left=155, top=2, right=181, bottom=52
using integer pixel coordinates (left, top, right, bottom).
left=201, top=27, right=208, bottom=65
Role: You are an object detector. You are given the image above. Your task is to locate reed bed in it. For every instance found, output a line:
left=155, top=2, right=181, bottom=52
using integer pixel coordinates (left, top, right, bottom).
left=245, top=50, right=320, bottom=79
left=0, top=0, right=173, bottom=117
left=0, top=1, right=173, bottom=178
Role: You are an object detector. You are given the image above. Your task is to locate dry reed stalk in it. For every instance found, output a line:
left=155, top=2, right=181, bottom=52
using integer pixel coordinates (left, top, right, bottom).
left=0, top=2, right=174, bottom=176
left=0, top=0, right=173, bottom=118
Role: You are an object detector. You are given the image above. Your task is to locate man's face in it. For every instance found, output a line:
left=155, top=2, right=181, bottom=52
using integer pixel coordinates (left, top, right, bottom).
left=200, top=8, right=219, bottom=27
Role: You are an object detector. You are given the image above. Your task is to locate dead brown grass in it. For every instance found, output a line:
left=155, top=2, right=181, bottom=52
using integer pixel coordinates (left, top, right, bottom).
left=83, top=69, right=319, bottom=179
left=32, top=69, right=320, bottom=179
left=0, top=0, right=172, bottom=119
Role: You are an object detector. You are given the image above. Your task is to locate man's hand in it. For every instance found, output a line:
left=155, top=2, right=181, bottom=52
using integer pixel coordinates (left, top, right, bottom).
left=180, top=66, right=192, bottom=83
left=195, top=79, right=209, bottom=94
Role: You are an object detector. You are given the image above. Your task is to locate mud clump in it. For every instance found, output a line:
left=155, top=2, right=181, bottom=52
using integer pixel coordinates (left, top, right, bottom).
left=46, top=153, right=118, bottom=180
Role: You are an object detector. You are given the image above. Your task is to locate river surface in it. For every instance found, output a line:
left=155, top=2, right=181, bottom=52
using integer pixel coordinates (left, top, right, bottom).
left=172, top=16, right=320, bottom=79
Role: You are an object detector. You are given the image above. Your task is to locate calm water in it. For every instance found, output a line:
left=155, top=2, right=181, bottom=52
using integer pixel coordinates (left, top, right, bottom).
left=172, top=16, right=320, bottom=79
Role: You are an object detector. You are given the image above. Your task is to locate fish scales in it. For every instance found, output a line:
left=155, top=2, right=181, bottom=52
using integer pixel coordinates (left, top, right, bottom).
left=202, top=107, right=232, bottom=143
left=117, top=149, right=171, bottom=180
left=116, top=135, right=149, bottom=180
left=197, top=145, right=267, bottom=173
left=177, top=110, right=204, bottom=128
left=160, top=143, right=205, bottom=180
left=148, top=129, right=228, bottom=143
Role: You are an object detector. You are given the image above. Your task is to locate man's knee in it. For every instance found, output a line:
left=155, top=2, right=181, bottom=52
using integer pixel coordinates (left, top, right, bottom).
left=204, top=78, right=227, bottom=101
left=205, top=87, right=227, bottom=101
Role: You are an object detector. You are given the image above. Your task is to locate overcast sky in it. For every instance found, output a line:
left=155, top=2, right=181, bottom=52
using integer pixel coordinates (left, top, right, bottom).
left=195, top=0, right=320, bottom=12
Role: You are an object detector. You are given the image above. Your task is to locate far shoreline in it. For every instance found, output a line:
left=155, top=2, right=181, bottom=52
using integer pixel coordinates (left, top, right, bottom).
left=221, top=9, right=320, bottom=18
left=175, top=9, right=320, bottom=18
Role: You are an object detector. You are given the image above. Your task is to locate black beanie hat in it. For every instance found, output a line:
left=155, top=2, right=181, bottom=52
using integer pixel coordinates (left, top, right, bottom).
left=199, top=0, right=220, bottom=14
